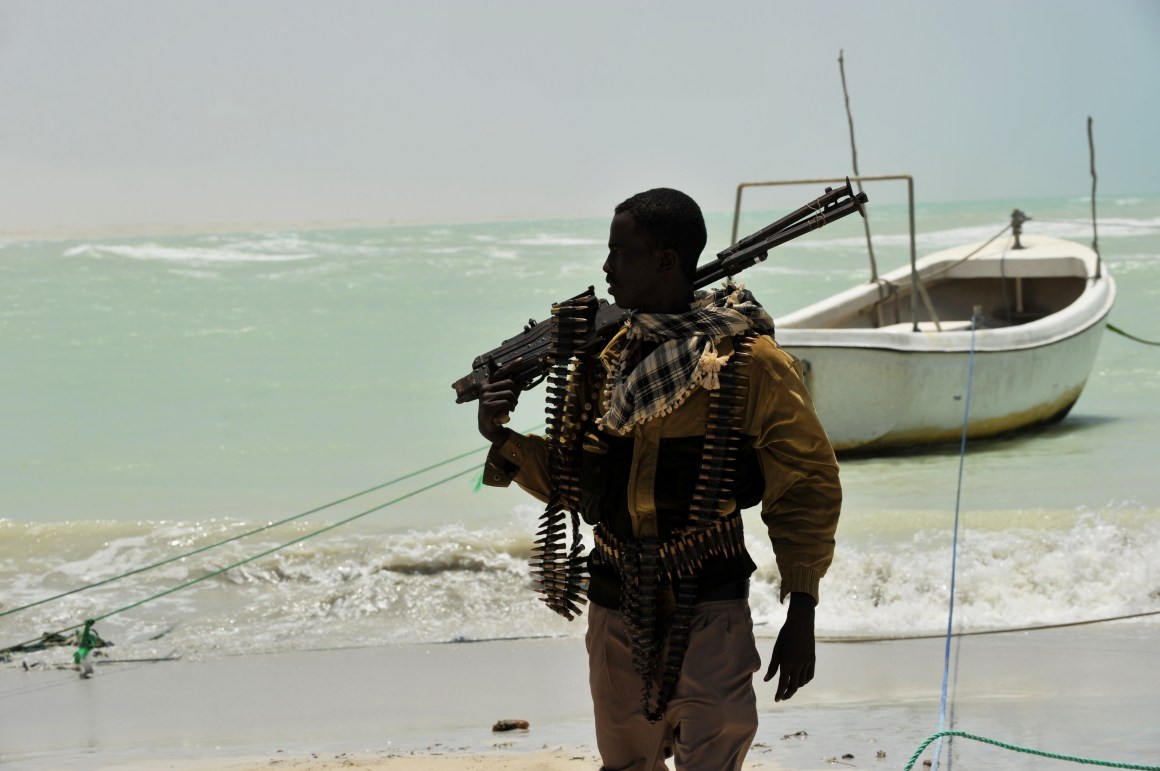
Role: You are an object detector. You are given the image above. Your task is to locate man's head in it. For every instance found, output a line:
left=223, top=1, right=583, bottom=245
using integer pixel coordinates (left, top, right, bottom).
left=603, top=188, right=706, bottom=312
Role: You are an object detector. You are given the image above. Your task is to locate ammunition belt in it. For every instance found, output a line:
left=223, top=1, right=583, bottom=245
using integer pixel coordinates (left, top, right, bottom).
left=528, top=293, right=601, bottom=620
left=530, top=327, right=759, bottom=722
left=618, top=330, right=759, bottom=722
left=592, top=513, right=746, bottom=584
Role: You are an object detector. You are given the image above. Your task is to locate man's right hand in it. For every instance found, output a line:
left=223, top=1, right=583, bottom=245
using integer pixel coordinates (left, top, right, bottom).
left=477, top=358, right=523, bottom=445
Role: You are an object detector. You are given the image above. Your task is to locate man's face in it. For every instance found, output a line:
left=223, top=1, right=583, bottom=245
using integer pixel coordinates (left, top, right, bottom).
left=603, top=211, right=664, bottom=310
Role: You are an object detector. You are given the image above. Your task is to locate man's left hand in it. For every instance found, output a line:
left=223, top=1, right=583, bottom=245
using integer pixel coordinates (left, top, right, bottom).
left=762, top=592, right=816, bottom=702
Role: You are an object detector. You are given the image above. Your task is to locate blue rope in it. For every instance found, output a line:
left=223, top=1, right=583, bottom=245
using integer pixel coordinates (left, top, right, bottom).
left=933, top=313, right=978, bottom=769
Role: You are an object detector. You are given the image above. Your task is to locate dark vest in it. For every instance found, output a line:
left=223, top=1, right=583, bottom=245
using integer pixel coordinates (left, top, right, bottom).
left=580, top=432, right=763, bottom=609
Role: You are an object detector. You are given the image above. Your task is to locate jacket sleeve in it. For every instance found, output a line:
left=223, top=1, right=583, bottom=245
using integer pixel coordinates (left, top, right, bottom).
left=744, top=337, right=842, bottom=604
left=482, top=430, right=553, bottom=503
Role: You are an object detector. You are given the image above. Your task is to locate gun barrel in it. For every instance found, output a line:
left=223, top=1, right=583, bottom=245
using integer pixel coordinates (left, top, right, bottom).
left=695, top=187, right=868, bottom=287
left=452, top=181, right=869, bottom=403
left=716, top=179, right=859, bottom=261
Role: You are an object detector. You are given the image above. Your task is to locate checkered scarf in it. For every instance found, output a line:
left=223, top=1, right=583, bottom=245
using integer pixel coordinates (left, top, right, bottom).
left=598, top=281, right=774, bottom=435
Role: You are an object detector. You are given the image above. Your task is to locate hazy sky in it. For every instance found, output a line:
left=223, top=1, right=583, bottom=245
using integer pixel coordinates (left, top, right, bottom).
left=1, top=1, right=1157, bottom=231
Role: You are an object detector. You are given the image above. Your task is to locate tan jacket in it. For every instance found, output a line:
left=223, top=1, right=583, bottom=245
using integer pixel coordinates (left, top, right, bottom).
left=485, top=329, right=841, bottom=603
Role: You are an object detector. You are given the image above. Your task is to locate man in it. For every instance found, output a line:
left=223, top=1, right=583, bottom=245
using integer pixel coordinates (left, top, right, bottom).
left=477, top=188, right=840, bottom=771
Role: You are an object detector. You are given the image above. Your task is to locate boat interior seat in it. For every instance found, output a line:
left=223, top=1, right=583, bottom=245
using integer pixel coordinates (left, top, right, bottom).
left=941, top=255, right=1088, bottom=280
left=876, top=320, right=976, bottom=333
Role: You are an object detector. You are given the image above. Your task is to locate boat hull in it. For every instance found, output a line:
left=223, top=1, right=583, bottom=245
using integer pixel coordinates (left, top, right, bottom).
left=773, top=235, right=1116, bottom=453
left=780, top=320, right=1107, bottom=453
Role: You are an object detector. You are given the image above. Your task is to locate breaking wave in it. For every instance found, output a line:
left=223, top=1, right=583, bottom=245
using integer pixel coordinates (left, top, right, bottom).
left=3, top=507, right=1157, bottom=667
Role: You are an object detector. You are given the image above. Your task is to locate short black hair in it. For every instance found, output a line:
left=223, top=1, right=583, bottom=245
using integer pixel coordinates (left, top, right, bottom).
left=614, top=188, right=706, bottom=281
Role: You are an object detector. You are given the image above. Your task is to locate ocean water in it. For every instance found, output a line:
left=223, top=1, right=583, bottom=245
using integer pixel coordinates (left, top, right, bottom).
left=2, top=194, right=1159, bottom=667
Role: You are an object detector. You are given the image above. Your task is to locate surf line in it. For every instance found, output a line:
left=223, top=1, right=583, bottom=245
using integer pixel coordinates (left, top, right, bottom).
left=1, top=422, right=546, bottom=624
left=4, top=464, right=484, bottom=663
left=815, top=608, right=1160, bottom=643
left=1, top=423, right=546, bottom=659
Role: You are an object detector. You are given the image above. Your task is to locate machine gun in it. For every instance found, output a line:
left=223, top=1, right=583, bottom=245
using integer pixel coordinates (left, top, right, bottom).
left=451, top=178, right=868, bottom=403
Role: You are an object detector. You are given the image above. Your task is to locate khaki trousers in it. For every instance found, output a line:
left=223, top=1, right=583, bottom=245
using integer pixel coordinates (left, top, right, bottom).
left=586, top=600, right=761, bottom=771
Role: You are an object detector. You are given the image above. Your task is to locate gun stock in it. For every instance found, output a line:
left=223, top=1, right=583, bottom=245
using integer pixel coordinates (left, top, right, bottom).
left=452, top=179, right=868, bottom=403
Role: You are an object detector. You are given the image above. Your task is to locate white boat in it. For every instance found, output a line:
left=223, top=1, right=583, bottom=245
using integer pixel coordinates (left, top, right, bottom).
left=734, top=176, right=1117, bottom=454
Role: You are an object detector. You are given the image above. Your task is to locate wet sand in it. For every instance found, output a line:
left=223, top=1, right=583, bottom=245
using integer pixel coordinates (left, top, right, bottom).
left=3, top=624, right=1158, bottom=770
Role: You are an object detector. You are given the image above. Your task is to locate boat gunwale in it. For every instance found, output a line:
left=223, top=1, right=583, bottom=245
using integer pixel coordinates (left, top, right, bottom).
left=776, top=300, right=1113, bottom=357
left=775, top=234, right=1116, bottom=354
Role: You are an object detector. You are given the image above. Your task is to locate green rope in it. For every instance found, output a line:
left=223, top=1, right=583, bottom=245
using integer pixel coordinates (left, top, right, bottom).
left=1108, top=323, right=1160, bottom=346
left=71, top=619, right=96, bottom=666
left=1, top=463, right=482, bottom=656
left=1, top=425, right=543, bottom=622
left=905, top=730, right=1160, bottom=770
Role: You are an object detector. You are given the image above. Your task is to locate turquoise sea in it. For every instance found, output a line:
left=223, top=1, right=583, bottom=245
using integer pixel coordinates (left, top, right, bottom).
left=2, top=193, right=1158, bottom=664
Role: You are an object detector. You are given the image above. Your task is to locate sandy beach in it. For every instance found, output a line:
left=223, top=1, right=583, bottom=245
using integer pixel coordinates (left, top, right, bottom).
left=4, top=622, right=1158, bottom=770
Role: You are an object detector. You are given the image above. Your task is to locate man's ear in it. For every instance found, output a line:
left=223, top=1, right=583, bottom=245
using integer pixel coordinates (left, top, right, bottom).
left=655, top=247, right=681, bottom=274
